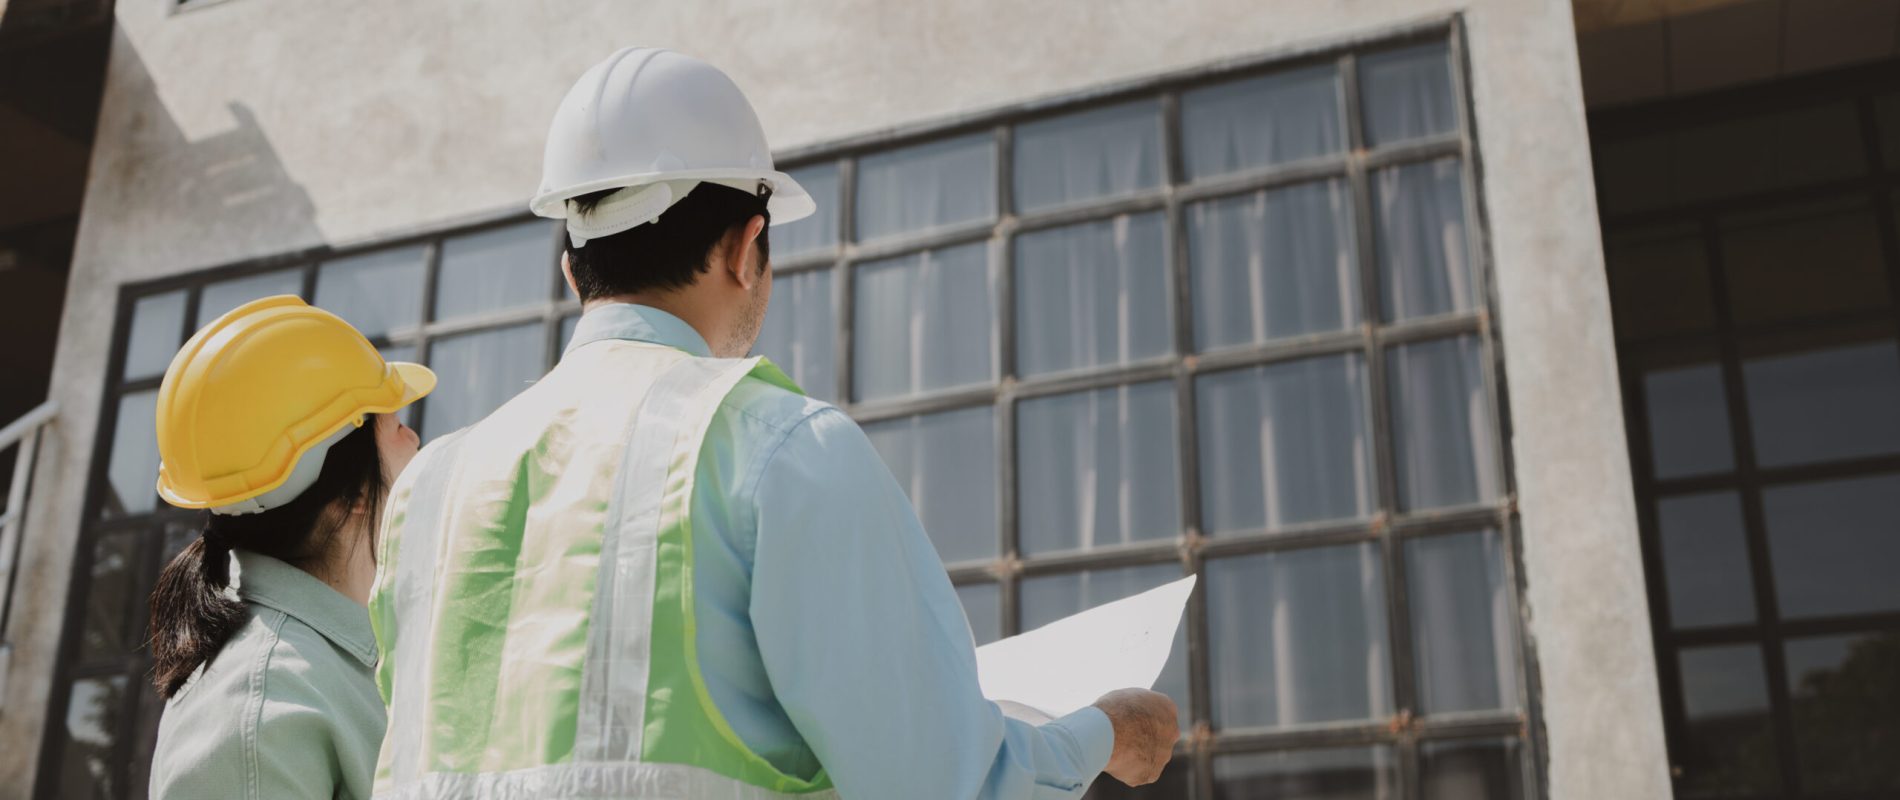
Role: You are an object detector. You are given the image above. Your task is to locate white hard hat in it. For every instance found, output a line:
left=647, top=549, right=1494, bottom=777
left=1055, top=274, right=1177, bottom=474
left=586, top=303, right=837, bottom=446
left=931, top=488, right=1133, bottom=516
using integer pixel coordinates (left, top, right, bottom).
left=531, top=47, right=815, bottom=246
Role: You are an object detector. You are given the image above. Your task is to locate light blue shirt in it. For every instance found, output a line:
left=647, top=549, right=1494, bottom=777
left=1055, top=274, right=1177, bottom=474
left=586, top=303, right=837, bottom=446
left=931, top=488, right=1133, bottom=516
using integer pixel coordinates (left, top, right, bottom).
left=563, top=304, right=1115, bottom=799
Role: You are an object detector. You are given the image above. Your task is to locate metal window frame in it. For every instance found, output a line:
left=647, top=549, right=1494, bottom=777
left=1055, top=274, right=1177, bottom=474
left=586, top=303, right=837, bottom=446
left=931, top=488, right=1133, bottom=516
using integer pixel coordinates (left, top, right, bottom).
left=1597, top=59, right=1900, bottom=800
left=37, top=15, right=1543, bottom=800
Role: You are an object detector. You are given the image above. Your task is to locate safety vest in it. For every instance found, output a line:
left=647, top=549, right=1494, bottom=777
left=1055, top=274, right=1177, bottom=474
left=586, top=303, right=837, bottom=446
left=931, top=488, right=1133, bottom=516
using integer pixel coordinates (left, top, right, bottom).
left=369, top=339, right=838, bottom=799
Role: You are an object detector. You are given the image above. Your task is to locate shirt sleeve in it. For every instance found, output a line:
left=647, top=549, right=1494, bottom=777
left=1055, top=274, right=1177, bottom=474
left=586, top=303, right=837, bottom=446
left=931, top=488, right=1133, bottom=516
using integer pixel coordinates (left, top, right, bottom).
left=748, top=408, right=1116, bottom=800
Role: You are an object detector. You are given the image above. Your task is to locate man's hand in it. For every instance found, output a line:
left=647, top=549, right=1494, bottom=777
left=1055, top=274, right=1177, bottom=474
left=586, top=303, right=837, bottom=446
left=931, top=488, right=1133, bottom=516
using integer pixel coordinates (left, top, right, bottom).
left=1093, top=689, right=1180, bottom=786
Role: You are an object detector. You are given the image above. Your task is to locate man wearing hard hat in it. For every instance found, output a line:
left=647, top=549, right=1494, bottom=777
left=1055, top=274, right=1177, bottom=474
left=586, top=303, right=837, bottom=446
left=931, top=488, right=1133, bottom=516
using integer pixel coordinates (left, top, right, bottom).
left=368, top=48, right=1180, bottom=799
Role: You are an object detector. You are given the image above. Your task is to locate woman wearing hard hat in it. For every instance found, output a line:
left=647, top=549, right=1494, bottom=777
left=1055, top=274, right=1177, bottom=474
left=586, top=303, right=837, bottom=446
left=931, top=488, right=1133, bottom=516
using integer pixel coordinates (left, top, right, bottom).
left=141, top=295, right=435, bottom=800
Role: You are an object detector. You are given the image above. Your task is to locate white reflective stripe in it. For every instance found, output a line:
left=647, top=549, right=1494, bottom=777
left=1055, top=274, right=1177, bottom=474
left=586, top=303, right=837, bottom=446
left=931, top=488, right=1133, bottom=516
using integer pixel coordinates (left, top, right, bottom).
left=382, top=431, right=469, bottom=786
left=576, top=355, right=759, bottom=762
left=373, top=760, right=839, bottom=800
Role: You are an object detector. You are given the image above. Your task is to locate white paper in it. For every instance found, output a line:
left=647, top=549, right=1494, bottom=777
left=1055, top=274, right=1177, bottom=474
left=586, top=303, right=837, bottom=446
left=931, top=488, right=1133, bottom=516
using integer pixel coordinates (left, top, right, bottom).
left=975, top=575, right=1196, bottom=723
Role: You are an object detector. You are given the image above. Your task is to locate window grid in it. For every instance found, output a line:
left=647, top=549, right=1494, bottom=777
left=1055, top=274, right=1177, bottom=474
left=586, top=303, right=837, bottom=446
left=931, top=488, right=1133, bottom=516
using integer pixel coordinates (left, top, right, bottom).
left=1599, top=63, right=1900, bottom=800
left=45, top=18, right=1535, bottom=800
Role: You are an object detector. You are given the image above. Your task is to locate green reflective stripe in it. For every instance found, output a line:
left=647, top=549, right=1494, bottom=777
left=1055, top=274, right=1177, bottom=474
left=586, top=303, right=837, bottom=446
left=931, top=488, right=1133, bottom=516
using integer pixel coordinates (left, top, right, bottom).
left=640, top=358, right=832, bottom=793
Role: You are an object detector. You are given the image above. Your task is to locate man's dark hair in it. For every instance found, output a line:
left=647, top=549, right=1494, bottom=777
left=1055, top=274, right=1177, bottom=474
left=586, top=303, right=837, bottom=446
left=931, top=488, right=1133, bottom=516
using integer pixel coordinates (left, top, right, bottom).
left=565, top=183, right=771, bottom=300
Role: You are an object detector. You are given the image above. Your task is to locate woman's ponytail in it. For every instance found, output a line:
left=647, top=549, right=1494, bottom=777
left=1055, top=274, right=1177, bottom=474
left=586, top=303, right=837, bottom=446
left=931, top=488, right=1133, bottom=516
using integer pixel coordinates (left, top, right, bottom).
left=147, top=531, right=247, bottom=698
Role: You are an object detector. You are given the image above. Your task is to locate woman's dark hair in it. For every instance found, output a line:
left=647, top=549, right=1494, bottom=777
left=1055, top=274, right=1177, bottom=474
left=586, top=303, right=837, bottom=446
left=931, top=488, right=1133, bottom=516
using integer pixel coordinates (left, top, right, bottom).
left=564, top=182, right=771, bottom=301
left=148, top=419, right=387, bottom=698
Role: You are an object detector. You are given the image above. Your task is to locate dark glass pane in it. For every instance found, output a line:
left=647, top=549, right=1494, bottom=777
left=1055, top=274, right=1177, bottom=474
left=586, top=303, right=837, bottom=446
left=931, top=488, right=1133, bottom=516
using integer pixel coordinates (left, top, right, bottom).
left=420, top=323, right=544, bottom=440
left=1197, top=355, right=1373, bottom=534
left=1406, top=530, right=1518, bottom=715
left=1182, top=64, right=1344, bottom=180
left=1604, top=230, right=1714, bottom=342
left=196, top=269, right=302, bottom=328
left=1207, top=543, right=1392, bottom=729
left=1597, top=102, right=1866, bottom=215
left=315, top=245, right=427, bottom=340
left=1013, top=100, right=1162, bottom=212
left=1388, top=336, right=1500, bottom=511
left=1420, top=738, right=1524, bottom=800
left=1721, top=202, right=1889, bottom=326
left=1214, top=746, right=1398, bottom=800
left=1190, top=180, right=1358, bottom=351
left=863, top=407, right=996, bottom=565
left=1675, top=644, right=1779, bottom=794
left=852, top=243, right=993, bottom=401
left=1018, top=382, right=1179, bottom=555
left=1656, top=492, right=1755, bottom=629
left=78, top=531, right=141, bottom=664
left=1360, top=41, right=1456, bottom=147
left=1015, top=212, right=1170, bottom=376
left=775, top=163, right=840, bottom=258
left=1641, top=359, right=1734, bottom=479
left=1742, top=338, right=1900, bottom=469
left=1762, top=473, right=1900, bottom=619
left=1372, top=158, right=1472, bottom=322
left=433, top=221, right=556, bottom=320
left=57, top=675, right=128, bottom=800
left=101, top=390, right=159, bottom=519
left=1021, top=564, right=1190, bottom=730
left=1085, top=756, right=1190, bottom=800
left=1784, top=631, right=1900, bottom=794
left=755, top=268, right=836, bottom=402
left=123, top=290, right=186, bottom=381
left=855, top=133, right=995, bottom=242
left=956, top=582, right=1001, bottom=646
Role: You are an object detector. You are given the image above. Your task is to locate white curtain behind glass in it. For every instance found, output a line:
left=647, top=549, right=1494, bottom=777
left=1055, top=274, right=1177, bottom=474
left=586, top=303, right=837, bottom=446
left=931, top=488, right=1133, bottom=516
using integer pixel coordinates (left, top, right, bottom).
left=1017, top=382, right=1178, bottom=554
left=1014, top=213, right=1170, bottom=377
left=1012, top=101, right=1161, bottom=212
left=1405, top=530, right=1518, bottom=715
left=855, top=134, right=995, bottom=242
left=853, top=243, right=993, bottom=401
left=1374, top=159, right=1471, bottom=322
left=1190, top=180, right=1359, bottom=351
left=1197, top=356, right=1373, bottom=534
left=862, top=407, right=997, bottom=564
left=1387, top=336, right=1499, bottom=511
left=1181, top=64, right=1344, bottom=180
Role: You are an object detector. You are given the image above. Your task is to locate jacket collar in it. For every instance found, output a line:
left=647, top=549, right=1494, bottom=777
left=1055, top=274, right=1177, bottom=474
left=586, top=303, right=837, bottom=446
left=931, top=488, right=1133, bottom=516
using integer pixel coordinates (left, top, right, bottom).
left=563, top=303, right=713, bottom=359
left=232, top=550, right=378, bottom=668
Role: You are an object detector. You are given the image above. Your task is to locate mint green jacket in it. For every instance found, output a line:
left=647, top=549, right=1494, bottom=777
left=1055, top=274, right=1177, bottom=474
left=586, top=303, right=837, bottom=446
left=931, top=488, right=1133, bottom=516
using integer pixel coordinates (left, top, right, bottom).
left=149, top=551, right=385, bottom=799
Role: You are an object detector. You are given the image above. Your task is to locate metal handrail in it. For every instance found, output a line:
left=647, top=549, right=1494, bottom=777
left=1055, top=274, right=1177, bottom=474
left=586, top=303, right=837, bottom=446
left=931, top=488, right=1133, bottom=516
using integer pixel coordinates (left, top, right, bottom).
left=0, top=400, right=57, bottom=709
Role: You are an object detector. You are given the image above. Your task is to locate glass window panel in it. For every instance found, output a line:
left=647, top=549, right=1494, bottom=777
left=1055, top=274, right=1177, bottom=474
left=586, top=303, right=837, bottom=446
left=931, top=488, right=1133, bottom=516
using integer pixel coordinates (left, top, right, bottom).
left=1742, top=339, right=1900, bottom=468
left=775, top=163, right=840, bottom=258
left=1085, top=756, right=1191, bottom=800
left=863, top=407, right=996, bottom=564
left=1018, top=382, right=1179, bottom=555
left=1022, top=564, right=1190, bottom=730
left=1420, top=738, right=1524, bottom=800
left=123, top=290, right=186, bottom=381
left=1013, top=100, right=1162, bottom=212
left=1642, top=360, right=1735, bottom=479
left=433, top=221, right=556, bottom=320
left=1784, top=631, right=1900, bottom=794
left=1762, top=473, right=1900, bottom=619
left=1675, top=644, right=1780, bottom=794
left=852, top=243, right=994, bottom=401
left=196, top=269, right=302, bottom=328
left=1182, top=64, right=1344, bottom=180
left=1197, top=355, right=1373, bottom=534
left=1373, top=158, right=1473, bottom=322
left=956, top=582, right=1001, bottom=646
left=1190, top=179, right=1359, bottom=351
left=1388, top=336, right=1501, bottom=511
left=102, top=390, right=160, bottom=518
left=855, top=133, right=995, bottom=242
left=58, top=675, right=128, bottom=800
left=78, top=531, right=140, bottom=664
left=755, top=269, right=836, bottom=402
left=1721, top=203, right=1889, bottom=326
left=1015, top=213, right=1171, bottom=376
left=420, top=323, right=545, bottom=440
left=1406, top=530, right=1519, bottom=715
left=1605, top=231, right=1714, bottom=342
left=1215, top=746, right=1399, bottom=800
left=1207, top=543, right=1392, bottom=729
left=315, top=245, right=427, bottom=340
left=1360, top=42, right=1457, bottom=147
left=1657, top=492, right=1756, bottom=629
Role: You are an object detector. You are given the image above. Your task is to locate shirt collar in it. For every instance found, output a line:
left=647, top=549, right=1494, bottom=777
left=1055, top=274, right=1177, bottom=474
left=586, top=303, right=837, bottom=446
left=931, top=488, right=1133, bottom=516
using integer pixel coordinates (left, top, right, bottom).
left=232, top=550, right=378, bottom=668
left=563, top=303, right=713, bottom=359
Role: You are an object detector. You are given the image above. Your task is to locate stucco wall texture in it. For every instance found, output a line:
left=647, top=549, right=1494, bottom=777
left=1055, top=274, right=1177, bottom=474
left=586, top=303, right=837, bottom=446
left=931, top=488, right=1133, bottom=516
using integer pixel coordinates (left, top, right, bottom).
left=1, top=1, right=1668, bottom=798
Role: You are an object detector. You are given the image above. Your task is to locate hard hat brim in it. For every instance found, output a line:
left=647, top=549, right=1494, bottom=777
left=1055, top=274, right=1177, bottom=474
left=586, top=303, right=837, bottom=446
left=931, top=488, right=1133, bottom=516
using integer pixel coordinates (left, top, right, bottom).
left=390, top=361, right=437, bottom=407
left=529, top=168, right=815, bottom=227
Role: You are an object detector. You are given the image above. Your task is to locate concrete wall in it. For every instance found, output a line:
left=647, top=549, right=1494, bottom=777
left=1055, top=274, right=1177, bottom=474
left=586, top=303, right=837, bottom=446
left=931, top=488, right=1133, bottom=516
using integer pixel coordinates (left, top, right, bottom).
left=0, top=1, right=1670, bottom=797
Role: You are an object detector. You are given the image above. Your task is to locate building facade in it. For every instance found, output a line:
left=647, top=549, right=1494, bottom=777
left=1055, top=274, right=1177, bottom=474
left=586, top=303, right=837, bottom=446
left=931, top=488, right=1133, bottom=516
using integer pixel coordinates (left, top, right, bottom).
left=0, top=0, right=1894, bottom=798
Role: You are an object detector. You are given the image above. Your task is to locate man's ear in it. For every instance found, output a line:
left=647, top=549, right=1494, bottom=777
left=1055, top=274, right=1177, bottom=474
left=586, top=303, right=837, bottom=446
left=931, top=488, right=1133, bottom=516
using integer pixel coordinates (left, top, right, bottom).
left=726, top=214, right=768, bottom=290
left=561, top=251, right=580, bottom=299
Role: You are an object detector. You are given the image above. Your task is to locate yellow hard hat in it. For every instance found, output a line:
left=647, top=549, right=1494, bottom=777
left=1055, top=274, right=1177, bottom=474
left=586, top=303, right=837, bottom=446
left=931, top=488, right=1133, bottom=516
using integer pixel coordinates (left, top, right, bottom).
left=155, top=295, right=436, bottom=514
